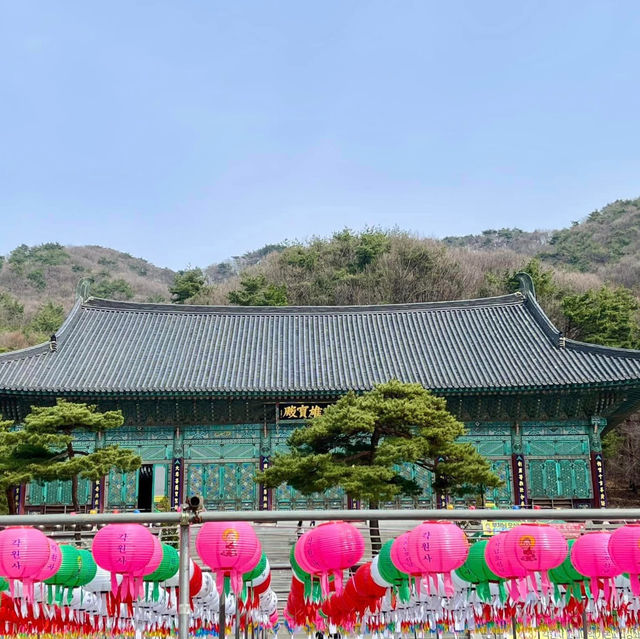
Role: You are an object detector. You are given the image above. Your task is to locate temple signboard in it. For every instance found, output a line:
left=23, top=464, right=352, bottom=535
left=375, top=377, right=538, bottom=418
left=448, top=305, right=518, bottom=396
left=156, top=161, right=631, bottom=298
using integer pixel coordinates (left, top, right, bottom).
left=278, top=403, right=331, bottom=420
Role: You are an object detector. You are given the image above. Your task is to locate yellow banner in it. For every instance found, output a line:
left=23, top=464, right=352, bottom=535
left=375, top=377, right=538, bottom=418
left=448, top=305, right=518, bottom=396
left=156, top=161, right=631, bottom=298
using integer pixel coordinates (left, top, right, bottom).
left=481, top=520, right=585, bottom=537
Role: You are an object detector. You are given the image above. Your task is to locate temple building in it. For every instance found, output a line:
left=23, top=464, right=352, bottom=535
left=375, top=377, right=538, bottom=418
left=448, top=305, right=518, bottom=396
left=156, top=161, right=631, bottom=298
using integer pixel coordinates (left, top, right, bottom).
left=1, top=275, right=639, bottom=513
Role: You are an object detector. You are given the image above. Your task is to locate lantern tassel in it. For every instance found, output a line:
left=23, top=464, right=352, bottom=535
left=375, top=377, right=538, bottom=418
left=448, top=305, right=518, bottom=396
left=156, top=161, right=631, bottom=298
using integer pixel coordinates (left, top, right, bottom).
left=603, top=577, right=611, bottom=603
left=231, top=572, right=243, bottom=595
left=443, top=572, right=454, bottom=597
left=507, top=579, right=519, bottom=601
left=320, top=573, right=330, bottom=597
left=332, top=570, right=343, bottom=596
left=589, top=577, right=600, bottom=601
left=540, top=571, right=551, bottom=596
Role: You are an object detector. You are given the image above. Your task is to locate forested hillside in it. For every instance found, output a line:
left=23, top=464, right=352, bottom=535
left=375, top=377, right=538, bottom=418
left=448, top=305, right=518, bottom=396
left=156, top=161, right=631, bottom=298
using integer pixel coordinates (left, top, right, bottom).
left=442, top=197, right=640, bottom=291
left=2, top=197, right=639, bottom=351
left=0, top=243, right=173, bottom=352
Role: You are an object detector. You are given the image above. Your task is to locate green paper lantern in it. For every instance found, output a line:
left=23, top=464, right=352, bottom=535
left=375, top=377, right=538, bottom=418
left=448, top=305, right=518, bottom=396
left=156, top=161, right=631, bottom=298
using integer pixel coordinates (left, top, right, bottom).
left=145, top=544, right=179, bottom=583
left=549, top=539, right=585, bottom=601
left=378, top=540, right=411, bottom=602
left=455, top=540, right=505, bottom=603
left=144, top=543, right=179, bottom=601
left=45, top=545, right=81, bottom=587
left=289, top=546, right=310, bottom=584
left=72, top=549, right=97, bottom=587
left=289, top=545, right=315, bottom=601
left=244, top=553, right=267, bottom=583
left=456, top=541, right=502, bottom=583
left=44, top=544, right=82, bottom=604
left=0, top=578, right=8, bottom=592
left=549, top=539, right=584, bottom=584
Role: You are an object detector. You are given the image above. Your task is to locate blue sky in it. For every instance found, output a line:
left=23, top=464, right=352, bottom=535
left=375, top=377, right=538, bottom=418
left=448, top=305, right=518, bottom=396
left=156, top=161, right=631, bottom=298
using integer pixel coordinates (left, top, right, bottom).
left=1, top=1, right=639, bottom=270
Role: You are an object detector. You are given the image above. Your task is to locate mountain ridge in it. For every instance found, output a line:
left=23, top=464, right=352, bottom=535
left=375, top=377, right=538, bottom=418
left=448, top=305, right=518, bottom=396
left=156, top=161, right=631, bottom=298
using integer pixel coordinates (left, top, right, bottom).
left=0, top=196, right=638, bottom=352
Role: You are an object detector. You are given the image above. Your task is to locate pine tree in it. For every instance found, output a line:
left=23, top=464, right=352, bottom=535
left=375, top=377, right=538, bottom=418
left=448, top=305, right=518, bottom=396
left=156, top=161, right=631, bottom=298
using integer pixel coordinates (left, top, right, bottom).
left=170, top=268, right=207, bottom=303
left=562, top=286, right=640, bottom=348
left=0, top=414, right=72, bottom=513
left=15, top=400, right=142, bottom=511
left=228, top=274, right=288, bottom=306
left=0, top=418, right=48, bottom=513
left=257, top=380, right=501, bottom=552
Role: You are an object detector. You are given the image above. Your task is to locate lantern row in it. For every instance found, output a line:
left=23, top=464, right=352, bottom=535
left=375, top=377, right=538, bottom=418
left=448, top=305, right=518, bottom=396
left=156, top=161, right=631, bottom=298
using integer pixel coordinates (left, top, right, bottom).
left=0, top=523, right=278, bottom=637
left=285, top=520, right=640, bottom=636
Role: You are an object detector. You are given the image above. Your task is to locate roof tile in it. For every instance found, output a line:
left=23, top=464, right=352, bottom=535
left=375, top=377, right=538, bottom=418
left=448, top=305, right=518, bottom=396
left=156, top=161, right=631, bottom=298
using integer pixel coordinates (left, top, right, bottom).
left=1, top=294, right=640, bottom=395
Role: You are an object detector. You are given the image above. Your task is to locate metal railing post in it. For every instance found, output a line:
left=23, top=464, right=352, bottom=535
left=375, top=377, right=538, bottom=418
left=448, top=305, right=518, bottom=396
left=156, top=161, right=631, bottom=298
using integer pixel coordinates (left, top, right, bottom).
left=178, top=510, right=191, bottom=639
left=220, top=586, right=226, bottom=638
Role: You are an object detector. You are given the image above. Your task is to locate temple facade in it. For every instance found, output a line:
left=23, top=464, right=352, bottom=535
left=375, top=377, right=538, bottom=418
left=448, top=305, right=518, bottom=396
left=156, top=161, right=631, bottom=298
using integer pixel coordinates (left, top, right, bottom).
left=1, top=275, right=639, bottom=512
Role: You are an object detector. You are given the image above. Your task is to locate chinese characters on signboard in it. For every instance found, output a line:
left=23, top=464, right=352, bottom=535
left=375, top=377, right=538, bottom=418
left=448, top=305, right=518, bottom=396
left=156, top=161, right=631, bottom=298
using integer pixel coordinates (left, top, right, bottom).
left=171, top=458, right=183, bottom=510
left=593, top=452, right=606, bottom=507
left=91, top=480, right=101, bottom=511
left=512, top=454, right=527, bottom=506
left=278, top=403, right=330, bottom=420
left=12, top=485, right=22, bottom=515
left=259, top=456, right=271, bottom=510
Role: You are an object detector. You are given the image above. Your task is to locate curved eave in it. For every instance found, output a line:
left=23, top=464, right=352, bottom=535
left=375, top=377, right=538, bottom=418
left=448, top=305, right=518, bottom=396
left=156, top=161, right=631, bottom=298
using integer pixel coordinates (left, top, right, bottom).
left=564, top=338, right=640, bottom=359
left=0, top=378, right=638, bottom=399
left=0, top=297, right=83, bottom=362
left=523, top=290, right=640, bottom=360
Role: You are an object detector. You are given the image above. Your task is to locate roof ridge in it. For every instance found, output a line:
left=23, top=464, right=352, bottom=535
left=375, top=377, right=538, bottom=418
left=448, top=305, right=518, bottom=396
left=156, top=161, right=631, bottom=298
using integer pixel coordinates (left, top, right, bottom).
left=83, top=293, right=525, bottom=315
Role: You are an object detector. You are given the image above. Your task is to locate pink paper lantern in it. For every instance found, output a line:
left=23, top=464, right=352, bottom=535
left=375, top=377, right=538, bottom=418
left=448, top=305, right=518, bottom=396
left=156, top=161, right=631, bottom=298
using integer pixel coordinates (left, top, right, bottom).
left=390, top=533, right=419, bottom=575
left=485, top=531, right=528, bottom=601
left=195, top=521, right=261, bottom=595
left=295, top=521, right=364, bottom=595
left=142, top=534, right=163, bottom=577
left=504, top=524, right=567, bottom=594
left=609, top=524, right=640, bottom=596
left=91, top=524, right=156, bottom=600
left=390, top=532, right=423, bottom=593
left=293, top=532, right=317, bottom=575
left=0, top=527, right=51, bottom=602
left=406, top=522, right=469, bottom=596
left=571, top=532, right=621, bottom=600
left=34, top=537, right=62, bottom=582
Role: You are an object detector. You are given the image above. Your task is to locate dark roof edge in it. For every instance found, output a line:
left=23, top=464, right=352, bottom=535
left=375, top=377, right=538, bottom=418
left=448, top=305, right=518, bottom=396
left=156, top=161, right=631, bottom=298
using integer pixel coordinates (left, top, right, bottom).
left=564, top=338, right=640, bottom=359
left=0, top=298, right=83, bottom=362
left=82, top=294, right=525, bottom=315
left=2, top=378, right=640, bottom=398
left=518, top=282, right=640, bottom=361
left=520, top=292, right=563, bottom=347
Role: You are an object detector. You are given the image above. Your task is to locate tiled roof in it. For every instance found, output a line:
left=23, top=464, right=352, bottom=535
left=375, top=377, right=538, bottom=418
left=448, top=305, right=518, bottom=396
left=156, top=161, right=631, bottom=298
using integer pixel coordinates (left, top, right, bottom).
left=1, top=293, right=640, bottom=396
